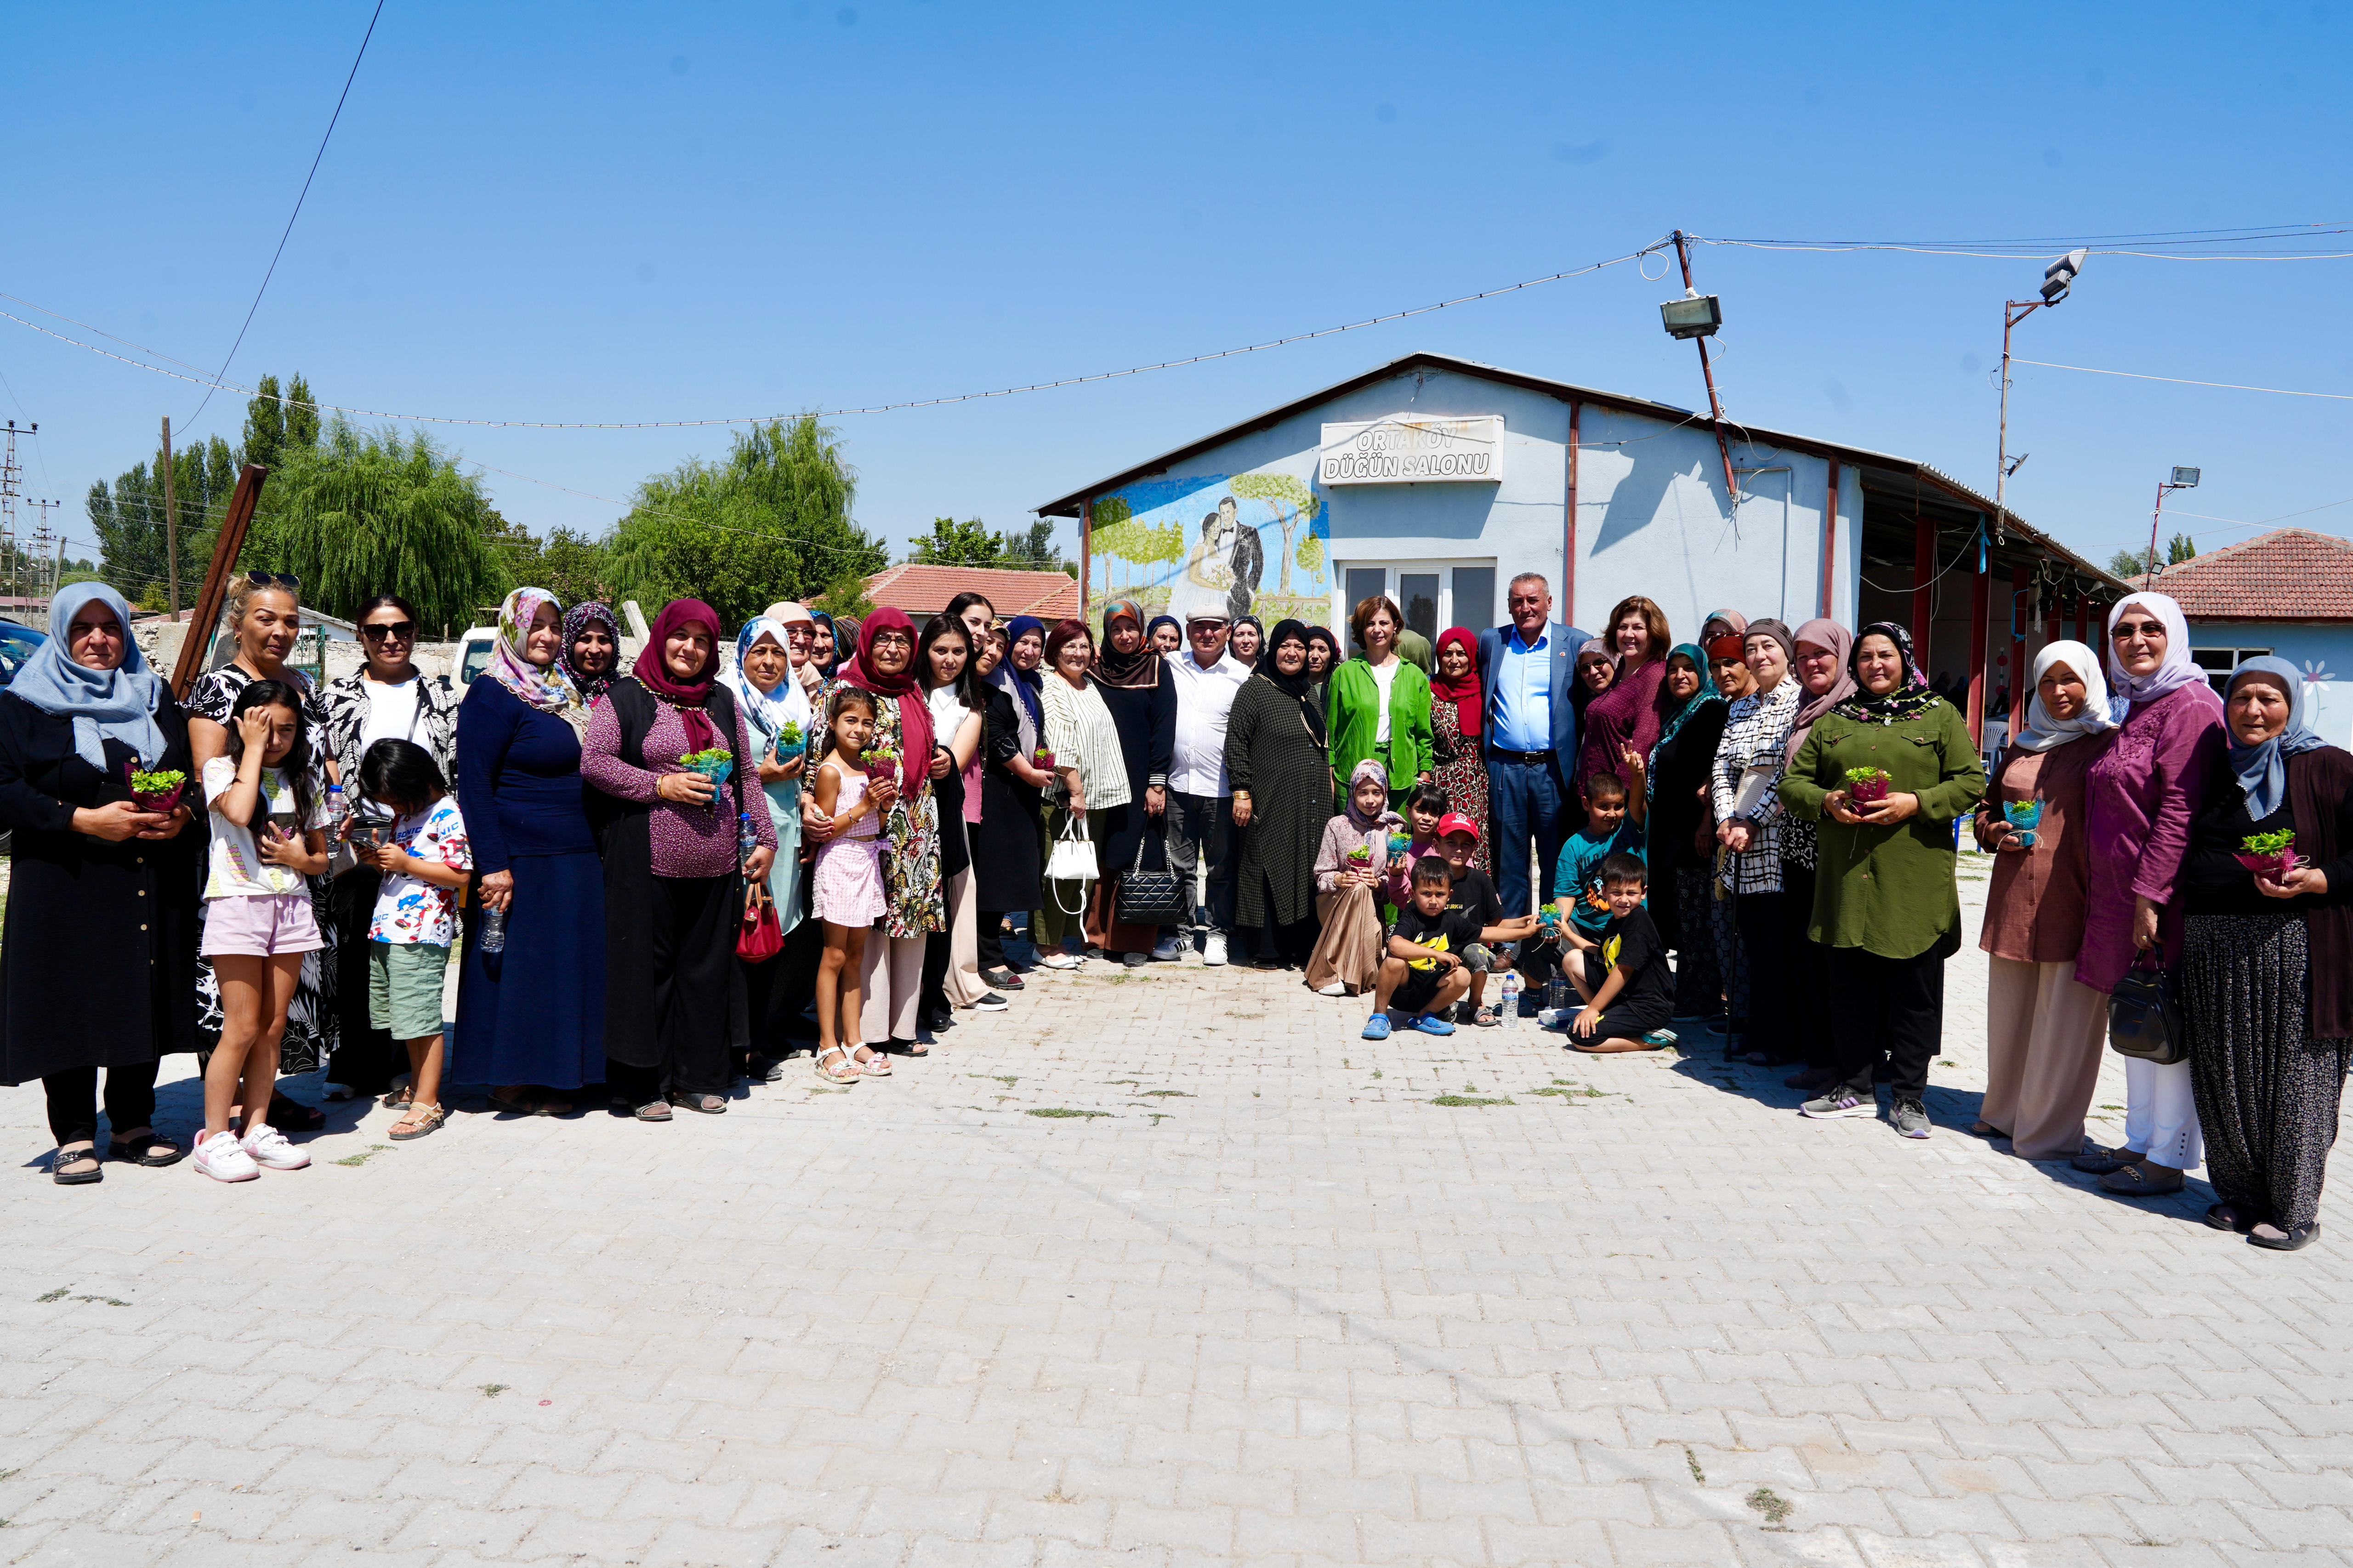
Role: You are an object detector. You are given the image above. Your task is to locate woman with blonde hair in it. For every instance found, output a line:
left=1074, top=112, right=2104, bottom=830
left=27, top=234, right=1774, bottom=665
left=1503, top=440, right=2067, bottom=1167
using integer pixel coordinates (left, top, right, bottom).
left=1575, top=594, right=1673, bottom=800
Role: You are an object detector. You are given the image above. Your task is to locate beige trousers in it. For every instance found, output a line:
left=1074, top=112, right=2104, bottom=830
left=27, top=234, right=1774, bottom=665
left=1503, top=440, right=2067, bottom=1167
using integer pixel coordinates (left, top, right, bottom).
left=1982, top=956, right=2109, bottom=1160
left=858, top=932, right=926, bottom=1045
left=943, top=866, right=988, bottom=1006
left=1305, top=884, right=1386, bottom=996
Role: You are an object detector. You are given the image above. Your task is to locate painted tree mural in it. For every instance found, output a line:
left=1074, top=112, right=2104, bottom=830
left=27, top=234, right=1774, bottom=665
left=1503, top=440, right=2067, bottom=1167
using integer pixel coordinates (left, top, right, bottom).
left=1227, top=472, right=1322, bottom=596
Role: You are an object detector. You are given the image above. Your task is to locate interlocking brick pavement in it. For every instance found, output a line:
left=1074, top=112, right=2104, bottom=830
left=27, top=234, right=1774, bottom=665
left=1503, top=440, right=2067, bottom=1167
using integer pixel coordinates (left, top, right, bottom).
left=5, top=860, right=2350, bottom=1566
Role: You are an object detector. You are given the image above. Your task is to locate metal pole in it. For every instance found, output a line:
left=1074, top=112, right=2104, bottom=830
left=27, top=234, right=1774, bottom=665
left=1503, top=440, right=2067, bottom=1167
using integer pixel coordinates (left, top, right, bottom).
left=160, top=416, right=182, bottom=618
left=1966, top=526, right=1990, bottom=749
left=1670, top=231, right=1742, bottom=512
left=1563, top=399, right=1580, bottom=629
left=1078, top=499, right=1092, bottom=626
left=2144, top=480, right=2169, bottom=589
left=1819, top=458, right=1840, bottom=620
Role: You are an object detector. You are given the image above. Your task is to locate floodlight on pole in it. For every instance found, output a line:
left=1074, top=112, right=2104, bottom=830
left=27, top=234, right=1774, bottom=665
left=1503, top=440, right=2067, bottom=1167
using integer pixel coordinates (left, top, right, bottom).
left=1663, top=231, right=1741, bottom=518
left=1993, top=249, right=2089, bottom=545
left=2142, top=465, right=2202, bottom=588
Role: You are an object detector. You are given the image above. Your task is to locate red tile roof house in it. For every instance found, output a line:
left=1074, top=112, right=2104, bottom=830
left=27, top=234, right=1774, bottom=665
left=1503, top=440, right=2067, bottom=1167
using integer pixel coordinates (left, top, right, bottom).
left=861, top=564, right=1081, bottom=624
left=2148, top=528, right=2353, bottom=746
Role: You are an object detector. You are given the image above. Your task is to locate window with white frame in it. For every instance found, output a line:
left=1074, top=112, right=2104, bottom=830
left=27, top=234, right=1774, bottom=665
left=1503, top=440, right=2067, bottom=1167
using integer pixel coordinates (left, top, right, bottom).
left=2193, top=646, right=2272, bottom=697
left=1333, top=562, right=1496, bottom=650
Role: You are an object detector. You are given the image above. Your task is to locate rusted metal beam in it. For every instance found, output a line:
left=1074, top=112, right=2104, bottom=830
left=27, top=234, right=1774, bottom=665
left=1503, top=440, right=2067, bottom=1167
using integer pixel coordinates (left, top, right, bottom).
left=170, top=463, right=268, bottom=699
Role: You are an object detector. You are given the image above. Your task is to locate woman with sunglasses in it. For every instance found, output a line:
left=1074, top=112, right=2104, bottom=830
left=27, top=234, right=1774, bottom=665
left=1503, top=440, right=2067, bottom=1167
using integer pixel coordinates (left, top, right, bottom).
left=2075, top=591, right=2229, bottom=1196
left=319, top=594, right=460, bottom=1102
left=182, top=571, right=340, bottom=1131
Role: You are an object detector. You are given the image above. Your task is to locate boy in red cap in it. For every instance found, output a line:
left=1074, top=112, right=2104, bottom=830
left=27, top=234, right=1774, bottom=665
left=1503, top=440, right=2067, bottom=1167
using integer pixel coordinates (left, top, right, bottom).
left=1434, top=813, right=1540, bottom=1024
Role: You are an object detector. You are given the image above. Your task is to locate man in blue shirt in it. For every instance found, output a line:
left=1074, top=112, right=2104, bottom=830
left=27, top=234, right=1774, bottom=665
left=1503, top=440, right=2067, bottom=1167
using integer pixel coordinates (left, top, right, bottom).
left=1474, top=572, right=1592, bottom=921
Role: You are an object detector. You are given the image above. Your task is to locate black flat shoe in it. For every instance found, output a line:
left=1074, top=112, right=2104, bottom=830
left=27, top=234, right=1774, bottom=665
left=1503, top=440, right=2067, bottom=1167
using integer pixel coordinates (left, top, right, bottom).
left=2249, top=1221, right=2320, bottom=1251
left=668, top=1092, right=728, bottom=1115
left=50, top=1147, right=102, bottom=1185
left=2205, top=1202, right=2260, bottom=1233
left=105, top=1133, right=187, bottom=1168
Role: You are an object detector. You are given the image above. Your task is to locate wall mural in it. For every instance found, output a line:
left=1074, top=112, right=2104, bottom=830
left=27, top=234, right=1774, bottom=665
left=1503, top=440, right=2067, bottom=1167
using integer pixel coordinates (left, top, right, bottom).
left=1088, top=471, right=1330, bottom=630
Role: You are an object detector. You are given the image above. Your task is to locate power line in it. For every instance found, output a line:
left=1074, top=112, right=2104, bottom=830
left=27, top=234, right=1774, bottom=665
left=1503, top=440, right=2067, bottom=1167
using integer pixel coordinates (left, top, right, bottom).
left=184, top=0, right=386, bottom=429
left=2, top=239, right=1672, bottom=431
left=2009, top=358, right=2353, bottom=402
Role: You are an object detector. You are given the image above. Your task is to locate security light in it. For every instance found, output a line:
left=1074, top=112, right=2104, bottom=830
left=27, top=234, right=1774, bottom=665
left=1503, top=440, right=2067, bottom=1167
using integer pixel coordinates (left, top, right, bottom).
left=2171, top=466, right=2200, bottom=488
left=1659, top=292, right=1722, bottom=340
left=2039, top=247, right=2088, bottom=303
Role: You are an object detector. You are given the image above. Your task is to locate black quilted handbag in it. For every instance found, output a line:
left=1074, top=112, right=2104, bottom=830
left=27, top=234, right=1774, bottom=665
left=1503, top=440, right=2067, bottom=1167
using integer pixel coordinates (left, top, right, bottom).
left=1115, top=831, right=1188, bottom=927
left=2107, top=952, right=2187, bottom=1066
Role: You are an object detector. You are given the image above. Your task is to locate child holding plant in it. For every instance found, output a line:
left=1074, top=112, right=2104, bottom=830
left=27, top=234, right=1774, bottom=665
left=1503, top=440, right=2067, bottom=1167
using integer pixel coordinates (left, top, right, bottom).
left=1551, top=773, right=1646, bottom=950
left=1307, top=760, right=1404, bottom=996
left=809, top=687, right=893, bottom=1082
left=352, top=739, right=471, bottom=1141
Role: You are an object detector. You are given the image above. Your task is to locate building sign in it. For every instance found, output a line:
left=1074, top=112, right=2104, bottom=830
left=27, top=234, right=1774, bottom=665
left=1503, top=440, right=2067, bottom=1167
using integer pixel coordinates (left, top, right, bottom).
left=1318, top=415, right=1503, bottom=485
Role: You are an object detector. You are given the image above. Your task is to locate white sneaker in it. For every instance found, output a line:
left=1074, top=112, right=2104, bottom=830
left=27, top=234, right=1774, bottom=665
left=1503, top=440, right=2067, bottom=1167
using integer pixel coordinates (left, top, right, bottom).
left=1202, top=932, right=1228, bottom=967
left=1151, top=935, right=1184, bottom=962
left=1039, top=951, right=1084, bottom=971
left=240, top=1125, right=311, bottom=1171
left=1316, top=980, right=1348, bottom=997
left=192, top=1130, right=259, bottom=1183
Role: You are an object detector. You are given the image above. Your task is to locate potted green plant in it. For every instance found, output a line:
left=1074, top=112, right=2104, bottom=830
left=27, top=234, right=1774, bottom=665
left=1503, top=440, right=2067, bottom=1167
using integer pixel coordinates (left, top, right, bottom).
left=2236, top=828, right=2297, bottom=880
left=124, top=765, right=188, bottom=814
left=1843, top=765, right=1891, bottom=807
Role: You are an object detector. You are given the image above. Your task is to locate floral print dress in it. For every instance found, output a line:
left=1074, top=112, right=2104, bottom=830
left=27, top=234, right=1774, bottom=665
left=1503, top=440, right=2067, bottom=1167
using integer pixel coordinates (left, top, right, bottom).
left=818, top=678, right=942, bottom=939
left=1430, top=700, right=1490, bottom=872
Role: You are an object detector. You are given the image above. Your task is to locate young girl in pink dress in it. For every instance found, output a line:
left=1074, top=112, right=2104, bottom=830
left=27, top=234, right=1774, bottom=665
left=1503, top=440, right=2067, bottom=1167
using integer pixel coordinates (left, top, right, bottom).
left=810, top=687, right=894, bottom=1083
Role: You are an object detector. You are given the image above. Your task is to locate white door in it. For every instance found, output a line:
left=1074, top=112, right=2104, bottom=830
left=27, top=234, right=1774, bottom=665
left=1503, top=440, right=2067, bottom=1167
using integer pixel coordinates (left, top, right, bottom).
left=1332, top=562, right=1496, bottom=650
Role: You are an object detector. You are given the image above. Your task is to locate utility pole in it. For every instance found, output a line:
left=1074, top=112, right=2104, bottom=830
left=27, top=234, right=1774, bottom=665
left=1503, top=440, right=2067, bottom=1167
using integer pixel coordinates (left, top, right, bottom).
left=161, top=415, right=182, bottom=617
left=0, top=420, right=29, bottom=608
left=1667, top=232, right=1741, bottom=511
left=28, top=510, right=57, bottom=615
left=1992, top=250, right=2086, bottom=545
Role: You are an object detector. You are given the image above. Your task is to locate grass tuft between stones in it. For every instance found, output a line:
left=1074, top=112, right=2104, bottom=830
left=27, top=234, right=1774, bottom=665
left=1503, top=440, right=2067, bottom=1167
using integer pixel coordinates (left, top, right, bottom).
left=1027, top=1108, right=1111, bottom=1119
left=1430, top=1095, right=1512, bottom=1108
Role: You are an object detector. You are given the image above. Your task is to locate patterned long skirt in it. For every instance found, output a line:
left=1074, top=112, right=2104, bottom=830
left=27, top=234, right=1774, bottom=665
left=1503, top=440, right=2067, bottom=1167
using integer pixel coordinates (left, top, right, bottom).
left=2182, top=911, right=2352, bottom=1231
left=1672, top=866, right=1723, bottom=1019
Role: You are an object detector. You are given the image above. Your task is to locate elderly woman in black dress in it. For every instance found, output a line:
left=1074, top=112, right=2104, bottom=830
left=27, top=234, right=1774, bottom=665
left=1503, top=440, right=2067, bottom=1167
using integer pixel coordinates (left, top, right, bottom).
left=0, top=584, right=200, bottom=1182
left=1225, top=620, right=1332, bottom=967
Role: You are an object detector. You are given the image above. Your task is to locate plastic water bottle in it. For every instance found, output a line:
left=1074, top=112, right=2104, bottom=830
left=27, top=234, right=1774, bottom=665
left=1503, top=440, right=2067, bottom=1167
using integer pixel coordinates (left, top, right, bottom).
left=323, top=783, right=347, bottom=830
left=1498, top=971, right=1520, bottom=1028
left=739, top=812, right=760, bottom=872
left=479, top=906, right=507, bottom=954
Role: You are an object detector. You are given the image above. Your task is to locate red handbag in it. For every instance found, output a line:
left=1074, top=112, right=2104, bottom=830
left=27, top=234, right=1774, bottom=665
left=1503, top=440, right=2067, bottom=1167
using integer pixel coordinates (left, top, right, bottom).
left=736, top=884, right=783, bottom=963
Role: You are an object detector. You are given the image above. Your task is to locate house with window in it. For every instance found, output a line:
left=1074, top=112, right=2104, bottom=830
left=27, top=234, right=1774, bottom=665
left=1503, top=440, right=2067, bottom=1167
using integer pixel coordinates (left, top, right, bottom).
left=2145, top=527, right=2353, bottom=745
left=1035, top=351, right=2124, bottom=745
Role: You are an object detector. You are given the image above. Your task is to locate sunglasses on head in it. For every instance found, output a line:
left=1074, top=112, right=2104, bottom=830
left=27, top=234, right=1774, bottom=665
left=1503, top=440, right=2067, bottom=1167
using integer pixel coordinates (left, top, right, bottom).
left=360, top=620, right=416, bottom=642
left=245, top=571, right=301, bottom=590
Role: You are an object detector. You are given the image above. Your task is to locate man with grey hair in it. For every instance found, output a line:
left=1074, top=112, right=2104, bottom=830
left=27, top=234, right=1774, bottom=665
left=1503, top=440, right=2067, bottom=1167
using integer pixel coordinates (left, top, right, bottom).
left=1161, top=608, right=1251, bottom=964
left=1475, top=572, right=1593, bottom=924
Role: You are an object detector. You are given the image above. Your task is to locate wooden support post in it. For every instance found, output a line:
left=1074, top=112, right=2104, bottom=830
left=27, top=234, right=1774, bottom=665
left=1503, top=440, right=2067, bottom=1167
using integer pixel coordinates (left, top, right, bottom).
left=2011, top=561, right=2030, bottom=718
left=1910, top=517, right=1937, bottom=657
left=1819, top=459, right=1841, bottom=620
left=170, top=464, right=269, bottom=699
left=1965, top=529, right=1991, bottom=749
left=1079, top=498, right=1092, bottom=626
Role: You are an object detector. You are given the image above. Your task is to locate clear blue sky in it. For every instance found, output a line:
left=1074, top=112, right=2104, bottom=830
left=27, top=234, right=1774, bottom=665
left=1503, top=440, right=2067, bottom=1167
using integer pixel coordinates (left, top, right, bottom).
left=4, top=1, right=2347, bottom=580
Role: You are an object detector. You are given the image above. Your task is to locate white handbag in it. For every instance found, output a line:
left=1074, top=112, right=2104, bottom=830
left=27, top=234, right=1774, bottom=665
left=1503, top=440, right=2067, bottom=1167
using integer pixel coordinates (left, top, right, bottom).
left=1046, top=813, right=1097, bottom=913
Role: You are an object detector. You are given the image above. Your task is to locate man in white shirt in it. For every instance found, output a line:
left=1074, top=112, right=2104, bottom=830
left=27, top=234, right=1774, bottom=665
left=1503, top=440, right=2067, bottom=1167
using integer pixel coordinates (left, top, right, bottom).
left=1162, top=610, right=1252, bottom=966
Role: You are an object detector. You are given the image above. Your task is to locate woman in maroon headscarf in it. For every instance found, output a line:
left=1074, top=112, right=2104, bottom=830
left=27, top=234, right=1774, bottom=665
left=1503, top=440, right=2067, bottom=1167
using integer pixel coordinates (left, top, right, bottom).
left=828, top=609, right=942, bottom=1056
left=582, top=598, right=776, bottom=1119
left=1428, top=628, right=1489, bottom=869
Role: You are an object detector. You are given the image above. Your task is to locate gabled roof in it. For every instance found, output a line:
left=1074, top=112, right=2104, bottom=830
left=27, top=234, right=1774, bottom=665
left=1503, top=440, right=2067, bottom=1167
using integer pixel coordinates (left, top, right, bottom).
left=1030, top=350, right=2126, bottom=591
left=2142, top=528, right=2353, bottom=621
left=863, top=563, right=1080, bottom=622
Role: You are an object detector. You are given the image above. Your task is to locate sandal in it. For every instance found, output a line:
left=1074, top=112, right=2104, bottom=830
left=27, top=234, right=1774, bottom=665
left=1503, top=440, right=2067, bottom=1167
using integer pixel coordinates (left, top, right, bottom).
left=387, top=1104, right=445, bottom=1142
left=854, top=1048, right=892, bottom=1078
left=1472, top=1006, right=1500, bottom=1028
left=382, top=1085, right=415, bottom=1110
left=268, top=1094, right=326, bottom=1133
left=2249, top=1221, right=2321, bottom=1251
left=814, top=1045, right=862, bottom=1084
left=2205, top=1202, right=2260, bottom=1233
left=668, top=1092, right=727, bottom=1115
left=51, top=1145, right=103, bottom=1185
left=892, top=1036, right=929, bottom=1058
left=104, top=1130, right=186, bottom=1168
left=632, top=1100, right=672, bottom=1122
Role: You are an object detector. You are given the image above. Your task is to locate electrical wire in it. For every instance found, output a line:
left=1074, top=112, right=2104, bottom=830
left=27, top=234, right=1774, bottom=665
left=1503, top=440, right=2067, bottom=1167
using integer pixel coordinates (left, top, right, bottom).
left=184, top=0, right=387, bottom=428
left=3, top=239, right=1672, bottom=432
left=2009, top=358, right=2353, bottom=402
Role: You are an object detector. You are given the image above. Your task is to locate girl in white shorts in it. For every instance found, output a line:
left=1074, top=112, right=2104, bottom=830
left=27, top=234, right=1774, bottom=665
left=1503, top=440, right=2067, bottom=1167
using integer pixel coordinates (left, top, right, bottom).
left=193, top=681, right=330, bottom=1182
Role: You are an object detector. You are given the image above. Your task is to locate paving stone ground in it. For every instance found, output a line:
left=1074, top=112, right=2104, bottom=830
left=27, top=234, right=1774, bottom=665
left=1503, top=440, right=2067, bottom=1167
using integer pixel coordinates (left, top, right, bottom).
left=5, top=860, right=2350, bottom=1567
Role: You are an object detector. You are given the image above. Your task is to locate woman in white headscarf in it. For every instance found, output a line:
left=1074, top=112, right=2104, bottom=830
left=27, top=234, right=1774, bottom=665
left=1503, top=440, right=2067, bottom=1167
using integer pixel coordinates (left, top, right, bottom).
left=2074, top=592, right=2228, bottom=1196
left=1971, top=640, right=2120, bottom=1159
left=725, top=607, right=816, bottom=1072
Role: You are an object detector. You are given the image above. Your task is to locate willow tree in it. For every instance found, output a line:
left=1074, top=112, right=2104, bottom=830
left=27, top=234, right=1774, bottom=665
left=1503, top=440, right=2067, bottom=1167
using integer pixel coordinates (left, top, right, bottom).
left=249, top=421, right=510, bottom=635
left=605, top=416, right=885, bottom=627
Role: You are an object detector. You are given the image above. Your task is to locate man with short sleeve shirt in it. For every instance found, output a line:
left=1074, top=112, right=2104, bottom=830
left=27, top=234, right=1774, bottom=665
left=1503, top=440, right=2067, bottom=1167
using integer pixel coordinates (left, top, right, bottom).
left=1474, top=572, right=1593, bottom=920
left=1162, top=611, right=1252, bottom=965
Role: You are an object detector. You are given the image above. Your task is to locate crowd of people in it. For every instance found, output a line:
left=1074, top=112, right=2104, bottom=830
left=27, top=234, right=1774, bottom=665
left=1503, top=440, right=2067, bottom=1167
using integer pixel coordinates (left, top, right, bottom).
left=1, top=567, right=2345, bottom=1251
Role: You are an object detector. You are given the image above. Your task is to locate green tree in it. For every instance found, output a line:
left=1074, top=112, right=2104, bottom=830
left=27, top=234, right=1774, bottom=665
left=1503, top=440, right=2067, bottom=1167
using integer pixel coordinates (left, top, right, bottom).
left=2167, top=532, right=2198, bottom=564
left=604, top=415, right=884, bottom=628
left=1296, top=533, right=1325, bottom=578
left=244, top=375, right=285, bottom=472
left=244, top=421, right=511, bottom=635
left=1227, top=472, right=1321, bottom=595
left=998, top=519, right=1073, bottom=578
left=2108, top=547, right=2154, bottom=582
left=283, top=373, right=320, bottom=453
left=909, top=516, right=1003, bottom=566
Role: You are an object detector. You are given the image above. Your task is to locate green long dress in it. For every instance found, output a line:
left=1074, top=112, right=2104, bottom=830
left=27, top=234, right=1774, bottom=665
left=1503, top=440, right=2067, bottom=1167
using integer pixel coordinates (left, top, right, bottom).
left=1225, top=672, right=1332, bottom=929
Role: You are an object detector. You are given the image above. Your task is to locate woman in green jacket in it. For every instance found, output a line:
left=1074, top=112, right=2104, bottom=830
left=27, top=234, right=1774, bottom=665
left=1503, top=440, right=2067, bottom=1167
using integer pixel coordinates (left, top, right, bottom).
left=1779, top=621, right=1985, bottom=1140
left=1326, top=594, right=1434, bottom=806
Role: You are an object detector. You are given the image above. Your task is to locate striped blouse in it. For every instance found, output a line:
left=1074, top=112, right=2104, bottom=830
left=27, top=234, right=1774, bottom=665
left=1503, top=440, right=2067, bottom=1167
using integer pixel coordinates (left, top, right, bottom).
left=1040, top=674, right=1133, bottom=811
left=1710, top=678, right=1801, bottom=894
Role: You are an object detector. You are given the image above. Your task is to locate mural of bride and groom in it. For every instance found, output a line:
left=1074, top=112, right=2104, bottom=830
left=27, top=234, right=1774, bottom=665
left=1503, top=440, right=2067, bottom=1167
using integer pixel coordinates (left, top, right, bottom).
left=1089, top=471, right=1329, bottom=628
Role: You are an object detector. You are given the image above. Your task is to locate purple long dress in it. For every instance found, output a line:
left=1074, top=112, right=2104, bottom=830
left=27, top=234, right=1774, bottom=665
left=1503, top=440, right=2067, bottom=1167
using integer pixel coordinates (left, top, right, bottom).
left=1574, top=658, right=1670, bottom=800
left=2076, top=682, right=2227, bottom=994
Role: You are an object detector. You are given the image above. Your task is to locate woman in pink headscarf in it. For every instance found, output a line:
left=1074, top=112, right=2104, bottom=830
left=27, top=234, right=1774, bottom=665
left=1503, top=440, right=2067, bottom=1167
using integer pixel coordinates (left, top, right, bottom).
left=581, top=597, right=777, bottom=1119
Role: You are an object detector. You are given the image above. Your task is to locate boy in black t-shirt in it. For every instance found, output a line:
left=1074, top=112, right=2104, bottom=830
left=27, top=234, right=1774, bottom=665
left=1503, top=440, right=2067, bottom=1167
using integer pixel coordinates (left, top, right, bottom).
left=1559, top=853, right=1677, bottom=1053
left=1433, top=814, right=1538, bottom=1026
left=1366, top=857, right=1523, bottom=1040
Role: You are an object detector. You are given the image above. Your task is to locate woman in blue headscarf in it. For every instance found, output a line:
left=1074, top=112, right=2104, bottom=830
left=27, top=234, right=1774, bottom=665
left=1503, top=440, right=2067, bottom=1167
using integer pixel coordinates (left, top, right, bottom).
left=1623, top=641, right=1728, bottom=1022
left=2178, top=656, right=2353, bottom=1250
left=0, top=583, right=201, bottom=1183
left=722, top=607, right=816, bottom=1073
